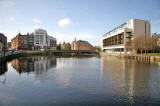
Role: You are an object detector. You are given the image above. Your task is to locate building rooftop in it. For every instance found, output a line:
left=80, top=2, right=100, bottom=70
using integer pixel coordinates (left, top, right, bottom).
left=103, top=18, right=150, bottom=37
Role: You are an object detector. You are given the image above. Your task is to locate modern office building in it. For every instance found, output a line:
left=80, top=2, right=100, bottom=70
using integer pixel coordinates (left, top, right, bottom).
left=50, top=36, right=57, bottom=50
left=0, top=33, right=7, bottom=50
left=102, top=18, right=150, bottom=54
left=27, top=33, right=34, bottom=50
left=0, top=33, right=7, bottom=55
left=34, top=29, right=50, bottom=51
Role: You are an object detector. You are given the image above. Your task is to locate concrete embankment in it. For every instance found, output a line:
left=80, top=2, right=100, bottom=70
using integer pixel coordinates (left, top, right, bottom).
left=100, top=53, right=126, bottom=58
left=101, top=53, right=160, bottom=63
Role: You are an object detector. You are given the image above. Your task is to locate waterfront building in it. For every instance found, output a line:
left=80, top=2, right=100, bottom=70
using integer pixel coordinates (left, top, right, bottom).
left=7, top=42, right=11, bottom=50
left=72, top=38, right=94, bottom=50
left=102, top=18, right=151, bottom=54
left=11, top=33, right=28, bottom=50
left=27, top=33, right=34, bottom=50
left=33, top=29, right=50, bottom=51
left=50, top=36, right=57, bottom=50
left=0, top=33, right=7, bottom=55
left=11, top=29, right=56, bottom=51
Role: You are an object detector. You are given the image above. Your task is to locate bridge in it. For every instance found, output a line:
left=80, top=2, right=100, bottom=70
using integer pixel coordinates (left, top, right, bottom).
left=26, top=50, right=99, bottom=56
left=49, top=50, right=97, bottom=53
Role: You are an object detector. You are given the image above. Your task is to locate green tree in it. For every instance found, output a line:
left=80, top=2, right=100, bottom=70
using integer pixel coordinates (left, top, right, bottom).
left=56, top=44, right=61, bottom=50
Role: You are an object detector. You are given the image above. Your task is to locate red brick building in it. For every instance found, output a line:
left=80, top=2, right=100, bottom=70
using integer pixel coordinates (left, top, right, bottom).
left=72, top=39, right=94, bottom=50
left=11, top=33, right=28, bottom=50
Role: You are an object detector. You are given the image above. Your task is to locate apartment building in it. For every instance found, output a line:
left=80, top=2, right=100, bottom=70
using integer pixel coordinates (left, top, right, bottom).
left=102, top=18, right=150, bottom=54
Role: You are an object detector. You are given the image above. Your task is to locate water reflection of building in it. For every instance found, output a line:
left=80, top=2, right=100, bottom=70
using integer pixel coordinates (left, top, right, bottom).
left=55, top=58, right=74, bottom=87
left=11, top=56, right=57, bottom=75
left=34, top=57, right=57, bottom=78
left=0, top=63, right=8, bottom=84
left=101, top=57, right=151, bottom=104
left=0, top=63, right=8, bottom=75
left=11, top=57, right=35, bottom=74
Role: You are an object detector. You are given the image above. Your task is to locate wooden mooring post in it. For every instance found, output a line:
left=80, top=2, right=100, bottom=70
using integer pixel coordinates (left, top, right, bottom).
left=128, top=55, right=150, bottom=62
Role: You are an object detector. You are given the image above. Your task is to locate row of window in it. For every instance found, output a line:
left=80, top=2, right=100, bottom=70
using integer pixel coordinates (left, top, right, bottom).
left=103, top=22, right=132, bottom=37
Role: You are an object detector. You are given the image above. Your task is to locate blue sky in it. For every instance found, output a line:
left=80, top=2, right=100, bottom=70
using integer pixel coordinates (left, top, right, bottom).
left=0, top=0, right=160, bottom=45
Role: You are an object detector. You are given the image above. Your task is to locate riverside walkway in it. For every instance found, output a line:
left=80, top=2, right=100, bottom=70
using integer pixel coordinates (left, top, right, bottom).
left=101, top=53, right=160, bottom=63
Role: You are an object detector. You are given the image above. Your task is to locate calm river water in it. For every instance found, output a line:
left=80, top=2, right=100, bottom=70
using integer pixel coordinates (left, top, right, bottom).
left=0, top=56, right=160, bottom=106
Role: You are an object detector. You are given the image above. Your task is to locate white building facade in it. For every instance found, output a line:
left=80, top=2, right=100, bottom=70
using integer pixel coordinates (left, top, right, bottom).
left=34, top=29, right=50, bottom=50
left=102, top=18, right=150, bottom=54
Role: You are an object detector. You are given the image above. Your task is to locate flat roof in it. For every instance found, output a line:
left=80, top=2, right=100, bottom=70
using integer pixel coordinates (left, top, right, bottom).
left=103, top=18, right=149, bottom=37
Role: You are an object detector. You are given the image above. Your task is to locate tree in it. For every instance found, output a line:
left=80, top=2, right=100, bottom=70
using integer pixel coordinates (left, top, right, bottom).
left=56, top=44, right=61, bottom=50
left=132, top=35, right=158, bottom=55
left=95, top=46, right=101, bottom=53
left=61, top=42, right=67, bottom=50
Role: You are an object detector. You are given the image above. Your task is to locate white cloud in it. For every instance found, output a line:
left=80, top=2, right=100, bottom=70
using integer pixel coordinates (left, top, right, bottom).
left=53, top=32, right=94, bottom=44
left=58, top=18, right=71, bottom=27
left=9, top=17, right=15, bottom=21
left=52, top=32, right=100, bottom=46
left=34, top=25, right=40, bottom=29
left=0, top=0, right=15, bottom=8
left=33, top=18, right=41, bottom=24
left=0, top=30, right=4, bottom=33
left=0, top=30, right=18, bottom=42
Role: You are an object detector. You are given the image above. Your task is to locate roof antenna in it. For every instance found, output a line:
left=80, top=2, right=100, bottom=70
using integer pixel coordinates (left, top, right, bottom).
left=75, top=36, right=76, bottom=41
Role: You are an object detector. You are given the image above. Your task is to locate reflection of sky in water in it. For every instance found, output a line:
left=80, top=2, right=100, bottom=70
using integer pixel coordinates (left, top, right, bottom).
left=0, top=56, right=160, bottom=106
